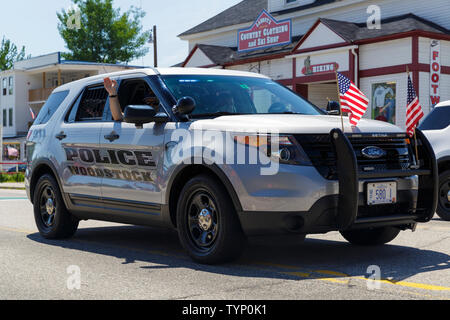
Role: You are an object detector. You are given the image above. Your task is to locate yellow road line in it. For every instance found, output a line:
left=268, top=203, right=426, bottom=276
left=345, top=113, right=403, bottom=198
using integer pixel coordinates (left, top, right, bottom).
left=0, top=226, right=34, bottom=234
left=1, top=225, right=449, bottom=294
left=251, top=261, right=450, bottom=293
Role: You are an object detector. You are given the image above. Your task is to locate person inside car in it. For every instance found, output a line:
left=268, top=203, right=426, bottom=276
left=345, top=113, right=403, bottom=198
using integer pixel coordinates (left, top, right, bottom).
left=103, top=77, right=160, bottom=121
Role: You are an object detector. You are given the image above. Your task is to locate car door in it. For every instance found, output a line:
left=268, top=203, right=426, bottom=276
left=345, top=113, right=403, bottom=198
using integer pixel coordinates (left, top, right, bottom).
left=55, top=83, right=110, bottom=207
left=99, top=76, right=166, bottom=215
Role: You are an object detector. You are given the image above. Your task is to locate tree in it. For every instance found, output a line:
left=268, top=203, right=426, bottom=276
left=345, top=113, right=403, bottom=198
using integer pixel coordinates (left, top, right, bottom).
left=0, top=37, right=27, bottom=71
left=57, top=0, right=151, bottom=64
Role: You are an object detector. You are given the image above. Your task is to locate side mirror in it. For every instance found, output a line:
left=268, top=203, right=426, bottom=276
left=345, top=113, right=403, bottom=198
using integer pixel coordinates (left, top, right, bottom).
left=173, top=96, right=196, bottom=115
left=326, top=101, right=341, bottom=116
left=124, top=105, right=167, bottom=128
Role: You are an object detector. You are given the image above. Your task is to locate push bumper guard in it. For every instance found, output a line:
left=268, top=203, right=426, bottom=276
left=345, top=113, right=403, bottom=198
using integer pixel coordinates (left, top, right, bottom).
left=330, top=128, right=438, bottom=231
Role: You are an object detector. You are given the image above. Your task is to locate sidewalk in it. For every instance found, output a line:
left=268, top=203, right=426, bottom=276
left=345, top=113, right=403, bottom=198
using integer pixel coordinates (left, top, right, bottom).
left=0, top=182, right=26, bottom=190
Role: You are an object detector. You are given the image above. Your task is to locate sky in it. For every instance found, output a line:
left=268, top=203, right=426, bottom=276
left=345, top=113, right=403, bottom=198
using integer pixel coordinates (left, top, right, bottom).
left=0, top=0, right=242, bottom=67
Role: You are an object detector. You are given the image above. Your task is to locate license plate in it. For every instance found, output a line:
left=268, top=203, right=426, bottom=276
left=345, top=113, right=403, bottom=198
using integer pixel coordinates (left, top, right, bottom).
left=367, top=182, right=397, bottom=205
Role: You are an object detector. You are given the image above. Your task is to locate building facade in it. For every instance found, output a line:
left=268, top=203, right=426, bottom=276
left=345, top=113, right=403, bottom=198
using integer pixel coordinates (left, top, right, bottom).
left=0, top=52, right=137, bottom=164
left=179, top=0, right=450, bottom=129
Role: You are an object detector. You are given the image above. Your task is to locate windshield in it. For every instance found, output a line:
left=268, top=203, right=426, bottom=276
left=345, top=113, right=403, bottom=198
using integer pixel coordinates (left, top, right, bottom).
left=161, top=75, right=323, bottom=117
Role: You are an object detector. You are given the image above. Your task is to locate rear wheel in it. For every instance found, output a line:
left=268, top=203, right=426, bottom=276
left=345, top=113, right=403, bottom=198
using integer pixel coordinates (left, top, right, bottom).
left=340, top=226, right=401, bottom=246
left=176, top=175, right=246, bottom=264
left=33, top=174, right=79, bottom=239
left=436, top=170, right=450, bottom=221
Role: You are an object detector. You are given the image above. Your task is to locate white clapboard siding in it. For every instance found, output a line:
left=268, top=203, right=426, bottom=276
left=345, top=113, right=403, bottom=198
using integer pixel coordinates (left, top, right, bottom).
left=184, top=49, right=214, bottom=67
left=419, top=38, right=450, bottom=66
left=360, top=38, right=412, bottom=70
left=420, top=72, right=450, bottom=113
left=226, top=58, right=293, bottom=80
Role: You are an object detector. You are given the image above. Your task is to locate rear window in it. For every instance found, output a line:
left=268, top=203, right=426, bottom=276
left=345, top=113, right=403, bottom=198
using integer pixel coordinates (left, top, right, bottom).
left=34, top=90, right=70, bottom=125
left=419, top=106, right=450, bottom=131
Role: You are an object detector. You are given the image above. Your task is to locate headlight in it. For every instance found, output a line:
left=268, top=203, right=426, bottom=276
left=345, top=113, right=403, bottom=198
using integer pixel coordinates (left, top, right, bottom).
left=233, top=134, right=312, bottom=166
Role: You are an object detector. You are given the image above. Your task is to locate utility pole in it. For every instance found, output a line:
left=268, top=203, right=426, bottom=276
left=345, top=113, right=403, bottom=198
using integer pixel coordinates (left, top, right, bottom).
left=153, top=25, right=158, bottom=68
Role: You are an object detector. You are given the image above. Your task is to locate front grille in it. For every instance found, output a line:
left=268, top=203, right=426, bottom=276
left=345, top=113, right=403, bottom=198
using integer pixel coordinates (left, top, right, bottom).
left=295, top=134, right=414, bottom=180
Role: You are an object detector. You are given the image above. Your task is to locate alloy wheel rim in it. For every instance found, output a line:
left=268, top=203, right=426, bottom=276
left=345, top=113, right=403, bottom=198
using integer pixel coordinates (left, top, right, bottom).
left=39, top=185, right=56, bottom=228
left=186, top=191, right=219, bottom=251
left=439, top=179, right=450, bottom=211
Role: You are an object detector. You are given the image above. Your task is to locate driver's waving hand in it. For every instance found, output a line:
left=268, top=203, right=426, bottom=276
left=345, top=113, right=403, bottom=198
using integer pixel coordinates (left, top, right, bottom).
left=104, top=77, right=124, bottom=122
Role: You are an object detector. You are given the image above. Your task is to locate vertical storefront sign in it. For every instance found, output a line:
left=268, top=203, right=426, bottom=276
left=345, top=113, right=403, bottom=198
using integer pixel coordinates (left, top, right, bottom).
left=430, top=40, right=441, bottom=108
left=238, top=10, right=291, bottom=52
left=372, top=82, right=396, bottom=125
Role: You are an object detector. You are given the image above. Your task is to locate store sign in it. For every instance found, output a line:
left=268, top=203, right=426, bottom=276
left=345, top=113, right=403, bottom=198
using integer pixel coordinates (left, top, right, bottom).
left=430, top=40, right=441, bottom=108
left=301, top=56, right=339, bottom=75
left=238, top=10, right=291, bottom=52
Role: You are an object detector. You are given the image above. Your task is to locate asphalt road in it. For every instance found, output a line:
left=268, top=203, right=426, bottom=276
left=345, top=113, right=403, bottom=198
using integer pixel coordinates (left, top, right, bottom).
left=0, top=189, right=449, bottom=300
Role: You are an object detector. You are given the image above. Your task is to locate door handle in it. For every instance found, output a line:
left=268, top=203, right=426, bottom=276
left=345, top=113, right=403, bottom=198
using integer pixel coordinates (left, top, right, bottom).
left=55, top=132, right=67, bottom=141
left=104, top=132, right=120, bottom=142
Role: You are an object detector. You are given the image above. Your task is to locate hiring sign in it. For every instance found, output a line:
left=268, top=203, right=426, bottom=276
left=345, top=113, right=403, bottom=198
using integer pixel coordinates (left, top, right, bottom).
left=238, top=10, right=291, bottom=52
left=430, top=40, right=441, bottom=108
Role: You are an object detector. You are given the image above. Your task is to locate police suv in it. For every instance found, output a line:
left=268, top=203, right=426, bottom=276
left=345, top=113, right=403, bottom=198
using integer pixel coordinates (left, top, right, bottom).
left=421, top=100, right=450, bottom=221
left=26, top=68, right=438, bottom=264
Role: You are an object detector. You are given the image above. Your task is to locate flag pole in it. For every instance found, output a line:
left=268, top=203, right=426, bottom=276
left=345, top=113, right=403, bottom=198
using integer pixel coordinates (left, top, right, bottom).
left=335, top=71, right=345, bottom=132
left=406, top=66, right=420, bottom=165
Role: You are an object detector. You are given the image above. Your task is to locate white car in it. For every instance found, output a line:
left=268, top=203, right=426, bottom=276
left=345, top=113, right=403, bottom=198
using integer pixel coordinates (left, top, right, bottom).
left=421, top=100, right=450, bottom=221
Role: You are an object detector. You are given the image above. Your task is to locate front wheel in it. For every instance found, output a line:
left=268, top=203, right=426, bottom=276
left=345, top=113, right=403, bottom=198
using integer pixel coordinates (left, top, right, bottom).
left=176, top=175, right=246, bottom=264
left=33, top=174, right=79, bottom=239
left=436, top=170, right=450, bottom=221
left=340, top=226, right=401, bottom=246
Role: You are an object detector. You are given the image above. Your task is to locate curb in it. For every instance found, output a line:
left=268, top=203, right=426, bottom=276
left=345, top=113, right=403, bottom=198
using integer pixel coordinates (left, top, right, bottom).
left=0, top=186, right=26, bottom=190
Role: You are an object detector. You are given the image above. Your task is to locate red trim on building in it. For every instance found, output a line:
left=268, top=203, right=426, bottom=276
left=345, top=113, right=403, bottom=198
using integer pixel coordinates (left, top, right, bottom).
left=293, top=71, right=350, bottom=84
left=292, top=57, right=296, bottom=88
left=292, top=19, right=350, bottom=52
left=292, top=42, right=350, bottom=55
left=349, top=49, right=355, bottom=83
left=412, top=35, right=420, bottom=96
left=222, top=52, right=288, bottom=67
left=182, top=45, right=200, bottom=67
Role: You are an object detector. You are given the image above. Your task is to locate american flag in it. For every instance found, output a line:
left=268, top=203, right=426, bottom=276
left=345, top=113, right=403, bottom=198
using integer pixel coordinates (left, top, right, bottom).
left=406, top=74, right=424, bottom=137
left=337, top=72, right=369, bottom=126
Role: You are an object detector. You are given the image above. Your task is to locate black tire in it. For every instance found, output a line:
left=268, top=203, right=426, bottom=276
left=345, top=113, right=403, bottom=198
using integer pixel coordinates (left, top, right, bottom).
left=176, top=174, right=246, bottom=264
left=437, top=170, right=450, bottom=221
left=340, top=226, right=401, bottom=246
left=33, top=174, right=79, bottom=239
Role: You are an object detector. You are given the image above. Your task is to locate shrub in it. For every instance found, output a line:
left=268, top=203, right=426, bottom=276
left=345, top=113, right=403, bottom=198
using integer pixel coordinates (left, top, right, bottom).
left=0, top=173, right=25, bottom=183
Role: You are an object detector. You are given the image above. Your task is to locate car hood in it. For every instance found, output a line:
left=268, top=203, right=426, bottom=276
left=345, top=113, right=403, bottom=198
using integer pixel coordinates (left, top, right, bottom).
left=190, top=114, right=404, bottom=134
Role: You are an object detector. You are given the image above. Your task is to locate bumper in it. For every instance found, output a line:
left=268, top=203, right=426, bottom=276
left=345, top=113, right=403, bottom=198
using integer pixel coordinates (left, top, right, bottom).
left=237, top=129, right=438, bottom=236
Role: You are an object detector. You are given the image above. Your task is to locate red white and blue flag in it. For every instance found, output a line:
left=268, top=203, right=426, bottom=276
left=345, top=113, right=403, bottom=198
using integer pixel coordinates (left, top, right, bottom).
left=337, top=72, right=369, bottom=126
left=406, top=74, right=424, bottom=137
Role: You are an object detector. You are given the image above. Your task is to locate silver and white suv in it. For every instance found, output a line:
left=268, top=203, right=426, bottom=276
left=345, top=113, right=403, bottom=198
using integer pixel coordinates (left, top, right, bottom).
left=26, top=68, right=438, bottom=264
left=421, top=100, right=450, bottom=221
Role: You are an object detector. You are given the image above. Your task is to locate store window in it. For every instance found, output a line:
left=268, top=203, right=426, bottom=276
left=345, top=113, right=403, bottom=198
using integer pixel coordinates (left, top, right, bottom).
left=8, top=108, right=13, bottom=127
left=8, top=76, right=13, bottom=95
left=1, top=78, right=6, bottom=96
left=371, top=82, right=396, bottom=125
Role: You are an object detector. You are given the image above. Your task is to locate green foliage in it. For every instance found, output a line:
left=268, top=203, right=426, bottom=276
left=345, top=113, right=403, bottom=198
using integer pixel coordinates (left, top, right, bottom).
left=0, top=37, right=28, bottom=71
left=57, top=0, right=151, bottom=64
left=0, top=173, right=25, bottom=183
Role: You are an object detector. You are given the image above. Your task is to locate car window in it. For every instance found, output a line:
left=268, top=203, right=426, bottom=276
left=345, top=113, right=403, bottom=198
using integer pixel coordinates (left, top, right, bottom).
left=34, top=90, right=70, bottom=125
left=162, top=75, right=322, bottom=117
left=69, top=86, right=109, bottom=122
left=419, top=106, right=450, bottom=131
